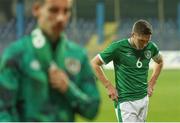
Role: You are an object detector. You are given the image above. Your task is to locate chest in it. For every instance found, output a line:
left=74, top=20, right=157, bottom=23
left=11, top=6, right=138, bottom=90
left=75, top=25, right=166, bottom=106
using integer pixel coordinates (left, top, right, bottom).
left=114, top=48, right=152, bottom=68
left=20, top=50, right=83, bottom=83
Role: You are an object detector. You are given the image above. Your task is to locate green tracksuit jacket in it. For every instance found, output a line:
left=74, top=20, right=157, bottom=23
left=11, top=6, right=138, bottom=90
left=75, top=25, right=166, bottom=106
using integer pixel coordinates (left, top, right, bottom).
left=0, top=28, right=100, bottom=121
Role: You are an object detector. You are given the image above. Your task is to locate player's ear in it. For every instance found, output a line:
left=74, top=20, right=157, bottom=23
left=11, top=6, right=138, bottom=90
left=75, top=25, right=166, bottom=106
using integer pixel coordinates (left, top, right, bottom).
left=32, top=2, right=42, bottom=18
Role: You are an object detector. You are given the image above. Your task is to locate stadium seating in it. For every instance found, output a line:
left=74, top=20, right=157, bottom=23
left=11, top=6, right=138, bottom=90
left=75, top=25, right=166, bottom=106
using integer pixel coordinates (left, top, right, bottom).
left=0, top=18, right=180, bottom=55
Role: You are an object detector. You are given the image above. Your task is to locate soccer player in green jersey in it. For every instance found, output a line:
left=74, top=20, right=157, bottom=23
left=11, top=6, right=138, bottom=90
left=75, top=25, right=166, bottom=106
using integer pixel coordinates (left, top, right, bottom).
left=0, top=0, right=100, bottom=121
left=91, top=19, right=163, bottom=122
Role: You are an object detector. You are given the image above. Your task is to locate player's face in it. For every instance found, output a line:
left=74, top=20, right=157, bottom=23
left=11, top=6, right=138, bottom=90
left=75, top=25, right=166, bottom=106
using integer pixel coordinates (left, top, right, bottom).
left=33, top=0, right=72, bottom=40
left=132, top=33, right=151, bottom=50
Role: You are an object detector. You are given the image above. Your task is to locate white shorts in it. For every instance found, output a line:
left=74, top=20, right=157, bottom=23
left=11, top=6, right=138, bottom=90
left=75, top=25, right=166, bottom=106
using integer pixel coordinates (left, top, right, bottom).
left=115, top=95, right=149, bottom=122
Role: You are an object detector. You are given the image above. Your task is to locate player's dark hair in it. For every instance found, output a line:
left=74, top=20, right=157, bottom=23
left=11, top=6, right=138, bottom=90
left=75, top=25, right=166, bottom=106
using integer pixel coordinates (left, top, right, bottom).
left=132, top=19, right=152, bottom=35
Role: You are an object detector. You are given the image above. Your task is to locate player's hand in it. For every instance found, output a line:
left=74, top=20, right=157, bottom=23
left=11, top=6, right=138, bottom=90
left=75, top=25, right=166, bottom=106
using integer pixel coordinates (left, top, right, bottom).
left=106, top=83, right=118, bottom=101
left=48, top=64, right=69, bottom=93
left=148, top=86, right=154, bottom=97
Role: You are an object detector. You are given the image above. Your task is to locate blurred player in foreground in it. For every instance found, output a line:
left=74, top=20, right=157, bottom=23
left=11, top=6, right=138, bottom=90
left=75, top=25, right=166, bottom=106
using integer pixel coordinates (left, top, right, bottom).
left=91, top=19, right=163, bottom=122
left=0, top=0, right=100, bottom=121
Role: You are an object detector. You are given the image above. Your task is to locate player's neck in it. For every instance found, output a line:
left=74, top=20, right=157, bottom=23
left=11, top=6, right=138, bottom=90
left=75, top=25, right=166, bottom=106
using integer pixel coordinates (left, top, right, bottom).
left=47, top=35, right=60, bottom=43
left=41, top=30, right=60, bottom=43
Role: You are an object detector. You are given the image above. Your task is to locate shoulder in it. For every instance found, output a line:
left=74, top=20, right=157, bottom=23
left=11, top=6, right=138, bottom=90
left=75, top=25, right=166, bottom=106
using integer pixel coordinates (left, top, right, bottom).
left=112, top=38, right=129, bottom=48
left=146, top=41, right=160, bottom=57
left=111, top=38, right=128, bottom=46
left=106, top=38, right=129, bottom=50
left=1, top=35, right=31, bottom=64
left=5, top=35, right=30, bottom=53
left=65, top=40, right=87, bottom=56
left=147, top=41, right=159, bottom=49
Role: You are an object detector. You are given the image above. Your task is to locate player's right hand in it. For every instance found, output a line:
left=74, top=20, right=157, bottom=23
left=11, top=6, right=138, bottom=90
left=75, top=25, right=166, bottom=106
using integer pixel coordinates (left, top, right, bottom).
left=106, top=83, right=118, bottom=101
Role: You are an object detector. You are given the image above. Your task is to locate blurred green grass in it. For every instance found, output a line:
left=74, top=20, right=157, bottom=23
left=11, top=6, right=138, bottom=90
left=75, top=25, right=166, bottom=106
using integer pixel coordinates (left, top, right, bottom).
left=77, top=69, right=180, bottom=122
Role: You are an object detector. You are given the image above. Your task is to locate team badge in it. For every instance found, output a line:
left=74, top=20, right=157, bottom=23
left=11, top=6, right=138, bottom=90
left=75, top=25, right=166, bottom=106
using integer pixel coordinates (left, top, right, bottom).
left=32, top=29, right=46, bottom=49
left=65, top=58, right=81, bottom=75
left=144, top=50, right=151, bottom=59
left=30, top=60, right=41, bottom=70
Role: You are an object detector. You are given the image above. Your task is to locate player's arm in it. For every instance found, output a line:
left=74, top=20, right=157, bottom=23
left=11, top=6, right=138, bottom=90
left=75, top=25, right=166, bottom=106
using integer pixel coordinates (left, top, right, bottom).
left=49, top=53, right=100, bottom=120
left=91, top=55, right=112, bottom=89
left=148, top=53, right=163, bottom=97
left=91, top=55, right=118, bottom=101
left=0, top=54, right=20, bottom=121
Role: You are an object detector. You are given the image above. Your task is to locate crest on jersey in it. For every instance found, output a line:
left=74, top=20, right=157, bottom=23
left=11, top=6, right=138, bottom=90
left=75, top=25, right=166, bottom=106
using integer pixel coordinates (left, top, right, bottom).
left=144, top=50, right=151, bottom=59
left=65, top=58, right=81, bottom=75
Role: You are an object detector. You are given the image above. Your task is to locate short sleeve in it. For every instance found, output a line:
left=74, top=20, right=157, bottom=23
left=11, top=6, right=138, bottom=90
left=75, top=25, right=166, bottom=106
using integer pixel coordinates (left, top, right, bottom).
left=99, top=42, right=118, bottom=64
left=151, top=42, right=160, bottom=58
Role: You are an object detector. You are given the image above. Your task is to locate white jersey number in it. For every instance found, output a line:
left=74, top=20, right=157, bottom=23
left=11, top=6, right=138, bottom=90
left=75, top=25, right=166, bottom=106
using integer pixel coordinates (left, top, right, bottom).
left=136, top=58, right=142, bottom=68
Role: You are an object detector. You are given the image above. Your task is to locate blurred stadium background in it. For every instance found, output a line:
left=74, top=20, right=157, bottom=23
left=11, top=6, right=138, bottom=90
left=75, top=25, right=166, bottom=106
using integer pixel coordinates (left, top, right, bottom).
left=0, top=0, right=180, bottom=122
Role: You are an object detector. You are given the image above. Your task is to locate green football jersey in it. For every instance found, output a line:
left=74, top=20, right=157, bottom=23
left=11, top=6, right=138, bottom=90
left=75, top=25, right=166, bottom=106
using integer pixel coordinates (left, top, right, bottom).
left=99, top=39, right=159, bottom=103
left=0, top=28, right=100, bottom=121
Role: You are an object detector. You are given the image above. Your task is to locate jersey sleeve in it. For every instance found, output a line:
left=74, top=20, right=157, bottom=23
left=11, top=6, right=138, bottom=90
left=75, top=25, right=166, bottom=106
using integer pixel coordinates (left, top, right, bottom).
left=99, top=41, right=118, bottom=64
left=0, top=52, right=20, bottom=121
left=64, top=51, right=100, bottom=120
